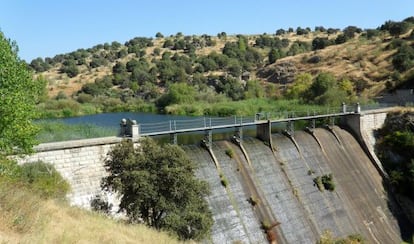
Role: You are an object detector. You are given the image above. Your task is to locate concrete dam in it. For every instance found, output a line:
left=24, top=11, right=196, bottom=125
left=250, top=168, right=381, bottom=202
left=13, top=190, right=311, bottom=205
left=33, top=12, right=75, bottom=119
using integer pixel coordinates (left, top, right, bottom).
left=18, top=108, right=412, bottom=243
left=185, top=126, right=407, bottom=243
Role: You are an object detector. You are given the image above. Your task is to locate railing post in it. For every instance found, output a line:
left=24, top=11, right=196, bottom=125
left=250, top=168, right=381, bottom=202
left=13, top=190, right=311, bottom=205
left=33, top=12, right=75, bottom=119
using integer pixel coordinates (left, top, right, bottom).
left=329, top=117, right=335, bottom=126
left=119, top=118, right=127, bottom=137
left=234, top=126, right=243, bottom=143
left=287, top=120, right=294, bottom=136
left=310, top=119, right=316, bottom=129
left=342, top=102, right=347, bottom=113
left=170, top=133, right=177, bottom=145
left=202, top=129, right=212, bottom=149
left=355, top=103, right=361, bottom=113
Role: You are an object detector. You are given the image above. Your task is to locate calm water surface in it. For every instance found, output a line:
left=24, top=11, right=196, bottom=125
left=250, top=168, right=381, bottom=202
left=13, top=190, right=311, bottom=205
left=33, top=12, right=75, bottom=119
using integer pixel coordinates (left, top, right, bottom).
left=52, top=112, right=196, bottom=128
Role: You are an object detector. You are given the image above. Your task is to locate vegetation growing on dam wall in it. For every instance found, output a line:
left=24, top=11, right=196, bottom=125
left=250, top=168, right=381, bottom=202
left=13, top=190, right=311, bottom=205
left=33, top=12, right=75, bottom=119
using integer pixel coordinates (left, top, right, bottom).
left=183, top=126, right=410, bottom=243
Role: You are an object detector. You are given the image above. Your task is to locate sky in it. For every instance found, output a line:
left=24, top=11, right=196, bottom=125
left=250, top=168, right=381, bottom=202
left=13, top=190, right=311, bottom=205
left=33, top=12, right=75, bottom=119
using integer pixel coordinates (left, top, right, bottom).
left=1, top=0, right=413, bottom=62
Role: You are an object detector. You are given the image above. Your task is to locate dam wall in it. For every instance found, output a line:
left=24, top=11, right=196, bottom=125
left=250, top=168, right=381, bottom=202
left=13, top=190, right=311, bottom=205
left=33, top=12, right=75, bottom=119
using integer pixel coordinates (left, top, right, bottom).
left=15, top=108, right=410, bottom=243
left=16, top=137, right=139, bottom=209
left=183, top=127, right=405, bottom=243
left=343, top=108, right=393, bottom=177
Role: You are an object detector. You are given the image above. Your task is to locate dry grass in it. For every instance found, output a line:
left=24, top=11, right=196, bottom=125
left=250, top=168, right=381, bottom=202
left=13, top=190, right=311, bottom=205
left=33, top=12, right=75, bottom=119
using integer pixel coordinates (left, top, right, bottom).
left=270, top=34, right=407, bottom=98
left=0, top=181, right=185, bottom=244
left=39, top=29, right=413, bottom=100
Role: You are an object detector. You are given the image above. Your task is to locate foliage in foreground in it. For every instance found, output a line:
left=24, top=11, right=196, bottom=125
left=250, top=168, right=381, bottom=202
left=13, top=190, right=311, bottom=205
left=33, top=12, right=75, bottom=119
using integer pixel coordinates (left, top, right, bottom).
left=102, top=138, right=213, bottom=240
left=376, top=111, right=414, bottom=200
left=0, top=176, right=182, bottom=244
left=0, top=31, right=44, bottom=155
left=0, top=158, right=70, bottom=199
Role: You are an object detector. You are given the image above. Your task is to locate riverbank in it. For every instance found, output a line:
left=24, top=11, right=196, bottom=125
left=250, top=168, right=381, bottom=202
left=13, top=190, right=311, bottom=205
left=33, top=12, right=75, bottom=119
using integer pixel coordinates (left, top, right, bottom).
left=35, top=98, right=331, bottom=119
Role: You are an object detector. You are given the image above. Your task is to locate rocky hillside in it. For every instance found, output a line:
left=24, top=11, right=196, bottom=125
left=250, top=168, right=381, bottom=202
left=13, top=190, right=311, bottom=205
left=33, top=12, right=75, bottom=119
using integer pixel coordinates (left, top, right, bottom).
left=29, top=17, right=414, bottom=117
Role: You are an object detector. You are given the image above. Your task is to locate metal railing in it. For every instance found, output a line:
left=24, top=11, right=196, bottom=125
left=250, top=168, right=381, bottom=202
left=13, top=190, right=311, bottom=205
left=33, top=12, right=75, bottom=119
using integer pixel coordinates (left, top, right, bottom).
left=138, top=104, right=362, bottom=136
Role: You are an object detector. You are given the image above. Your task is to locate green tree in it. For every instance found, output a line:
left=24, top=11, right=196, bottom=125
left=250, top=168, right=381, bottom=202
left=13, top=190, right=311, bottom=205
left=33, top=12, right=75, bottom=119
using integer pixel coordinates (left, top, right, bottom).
left=102, top=139, right=213, bottom=240
left=244, top=80, right=265, bottom=99
left=286, top=73, right=313, bottom=99
left=308, top=73, right=336, bottom=98
left=276, top=28, right=286, bottom=36
left=305, top=72, right=348, bottom=106
left=268, top=48, right=282, bottom=64
left=389, top=21, right=410, bottom=37
left=312, top=37, right=331, bottom=50
left=392, top=44, right=414, bottom=72
left=335, top=34, right=348, bottom=44
left=157, top=82, right=196, bottom=108
left=343, top=25, right=362, bottom=39
left=59, top=59, right=79, bottom=78
left=0, top=32, right=43, bottom=154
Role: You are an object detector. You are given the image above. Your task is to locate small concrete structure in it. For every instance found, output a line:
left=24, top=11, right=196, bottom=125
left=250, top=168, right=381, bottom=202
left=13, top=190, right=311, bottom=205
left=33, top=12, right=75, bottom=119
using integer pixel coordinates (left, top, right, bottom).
left=119, top=118, right=140, bottom=138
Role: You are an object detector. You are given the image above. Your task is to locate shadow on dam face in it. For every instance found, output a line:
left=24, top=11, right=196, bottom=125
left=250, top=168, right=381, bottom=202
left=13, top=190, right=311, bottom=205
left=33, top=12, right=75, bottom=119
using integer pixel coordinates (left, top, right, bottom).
left=183, top=126, right=412, bottom=244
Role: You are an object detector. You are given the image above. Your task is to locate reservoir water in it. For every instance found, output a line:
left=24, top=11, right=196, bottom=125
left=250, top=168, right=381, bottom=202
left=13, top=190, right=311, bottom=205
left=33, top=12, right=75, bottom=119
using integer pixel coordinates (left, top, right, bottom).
left=46, top=112, right=197, bottom=128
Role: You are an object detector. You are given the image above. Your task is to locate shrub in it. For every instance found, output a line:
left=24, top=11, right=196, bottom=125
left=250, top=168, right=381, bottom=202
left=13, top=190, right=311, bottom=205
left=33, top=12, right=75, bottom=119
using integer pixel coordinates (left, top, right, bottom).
left=313, top=176, right=324, bottom=191
left=321, top=174, right=335, bottom=191
left=55, top=91, right=68, bottom=100
left=261, top=219, right=272, bottom=230
left=19, top=161, right=70, bottom=199
left=76, top=93, right=93, bottom=104
left=219, top=173, right=228, bottom=188
left=248, top=195, right=260, bottom=206
left=307, top=56, right=321, bottom=64
left=392, top=44, right=414, bottom=72
left=225, top=149, right=234, bottom=158
left=90, top=194, right=113, bottom=215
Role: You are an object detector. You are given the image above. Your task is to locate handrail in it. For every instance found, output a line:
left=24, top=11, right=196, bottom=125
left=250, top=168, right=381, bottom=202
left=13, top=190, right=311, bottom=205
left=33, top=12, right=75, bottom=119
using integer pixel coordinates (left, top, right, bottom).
left=135, top=103, right=398, bottom=137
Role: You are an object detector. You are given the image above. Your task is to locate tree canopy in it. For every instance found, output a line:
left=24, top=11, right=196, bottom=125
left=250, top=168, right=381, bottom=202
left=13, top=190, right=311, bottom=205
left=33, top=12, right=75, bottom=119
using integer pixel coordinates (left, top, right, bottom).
left=101, top=139, right=213, bottom=240
left=0, top=32, right=43, bottom=154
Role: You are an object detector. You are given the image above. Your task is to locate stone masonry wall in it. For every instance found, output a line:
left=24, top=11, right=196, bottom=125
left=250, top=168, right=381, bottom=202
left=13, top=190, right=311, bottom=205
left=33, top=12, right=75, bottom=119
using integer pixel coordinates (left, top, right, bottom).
left=17, top=137, right=128, bottom=210
left=343, top=108, right=395, bottom=177
left=360, top=110, right=388, bottom=148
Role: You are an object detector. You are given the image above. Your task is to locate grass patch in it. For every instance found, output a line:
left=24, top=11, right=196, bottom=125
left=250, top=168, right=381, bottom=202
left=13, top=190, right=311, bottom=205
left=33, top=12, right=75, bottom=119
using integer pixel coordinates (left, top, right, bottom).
left=0, top=180, right=182, bottom=243
left=219, top=173, right=229, bottom=188
left=261, top=219, right=272, bottom=231
left=321, top=174, right=335, bottom=191
left=164, top=98, right=330, bottom=117
left=248, top=195, right=260, bottom=206
left=225, top=149, right=234, bottom=158
left=317, top=230, right=365, bottom=244
left=313, top=174, right=335, bottom=192
left=0, top=158, right=181, bottom=243
left=19, top=161, right=70, bottom=199
left=36, top=121, right=117, bottom=143
left=313, top=176, right=324, bottom=191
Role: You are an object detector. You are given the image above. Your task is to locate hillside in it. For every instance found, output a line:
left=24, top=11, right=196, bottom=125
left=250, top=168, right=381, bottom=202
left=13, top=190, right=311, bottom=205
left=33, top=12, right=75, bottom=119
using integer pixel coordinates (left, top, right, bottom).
left=30, top=17, right=414, bottom=118
left=0, top=180, right=183, bottom=244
